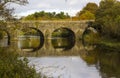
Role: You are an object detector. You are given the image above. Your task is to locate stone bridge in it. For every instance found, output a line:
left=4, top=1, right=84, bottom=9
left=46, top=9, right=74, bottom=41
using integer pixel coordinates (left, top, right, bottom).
left=5, top=21, right=90, bottom=40
left=0, top=21, right=93, bottom=52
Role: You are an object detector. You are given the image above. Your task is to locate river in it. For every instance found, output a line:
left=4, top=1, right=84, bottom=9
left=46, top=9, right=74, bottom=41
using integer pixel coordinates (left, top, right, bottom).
left=17, top=36, right=120, bottom=78
left=1, top=35, right=120, bottom=78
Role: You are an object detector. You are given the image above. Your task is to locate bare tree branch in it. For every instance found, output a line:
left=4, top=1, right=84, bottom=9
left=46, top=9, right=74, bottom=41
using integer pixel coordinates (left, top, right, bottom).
left=0, top=0, right=28, bottom=20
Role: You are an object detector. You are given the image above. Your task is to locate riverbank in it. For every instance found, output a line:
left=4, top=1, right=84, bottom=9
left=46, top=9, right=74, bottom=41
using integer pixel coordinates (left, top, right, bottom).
left=83, top=29, right=120, bottom=52
left=96, top=38, right=120, bottom=52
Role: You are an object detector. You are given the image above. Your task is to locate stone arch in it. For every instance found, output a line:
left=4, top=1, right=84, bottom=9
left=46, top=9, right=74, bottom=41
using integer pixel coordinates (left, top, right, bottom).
left=81, top=26, right=99, bottom=51
left=0, top=29, right=10, bottom=47
left=17, top=27, right=44, bottom=52
left=5, top=30, right=10, bottom=45
left=29, top=27, right=44, bottom=50
left=52, top=27, right=75, bottom=38
left=51, top=27, right=75, bottom=50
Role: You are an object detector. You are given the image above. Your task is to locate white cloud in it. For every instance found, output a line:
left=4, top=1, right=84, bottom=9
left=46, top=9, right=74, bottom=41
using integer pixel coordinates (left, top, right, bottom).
left=14, top=10, right=38, bottom=18
left=37, top=4, right=50, bottom=8
left=10, top=0, right=101, bottom=17
left=69, top=0, right=79, bottom=5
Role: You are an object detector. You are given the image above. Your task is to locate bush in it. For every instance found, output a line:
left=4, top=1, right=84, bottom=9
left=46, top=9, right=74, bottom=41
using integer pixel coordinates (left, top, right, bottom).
left=0, top=48, right=41, bottom=78
left=0, top=21, right=7, bottom=39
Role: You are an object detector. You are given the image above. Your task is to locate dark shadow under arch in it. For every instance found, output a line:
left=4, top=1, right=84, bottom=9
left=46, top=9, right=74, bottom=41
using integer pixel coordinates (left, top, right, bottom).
left=51, top=27, right=75, bottom=50
left=0, top=29, right=10, bottom=46
left=29, top=27, right=44, bottom=51
left=82, top=22, right=100, bottom=51
left=18, top=27, right=44, bottom=52
left=52, top=27, right=75, bottom=38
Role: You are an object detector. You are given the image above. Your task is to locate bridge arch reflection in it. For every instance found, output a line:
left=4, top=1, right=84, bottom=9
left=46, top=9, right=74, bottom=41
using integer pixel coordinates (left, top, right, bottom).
left=51, top=27, right=75, bottom=51
left=17, top=27, right=44, bottom=52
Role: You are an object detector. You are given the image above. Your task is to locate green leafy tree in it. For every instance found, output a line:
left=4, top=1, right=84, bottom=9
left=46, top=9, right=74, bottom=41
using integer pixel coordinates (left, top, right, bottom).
left=95, top=0, right=120, bottom=40
left=22, top=11, right=70, bottom=20
left=0, top=48, right=41, bottom=78
left=83, top=2, right=98, bottom=14
left=78, top=11, right=95, bottom=20
left=76, top=2, right=98, bottom=20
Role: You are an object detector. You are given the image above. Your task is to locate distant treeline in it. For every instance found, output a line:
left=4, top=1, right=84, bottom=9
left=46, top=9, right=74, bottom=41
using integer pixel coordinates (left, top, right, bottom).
left=21, top=11, right=70, bottom=20
left=21, top=3, right=98, bottom=21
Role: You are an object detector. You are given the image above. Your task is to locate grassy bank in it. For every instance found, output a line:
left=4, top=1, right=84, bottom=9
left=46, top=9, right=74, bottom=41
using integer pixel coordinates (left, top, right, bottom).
left=96, top=38, right=120, bottom=52
left=83, top=30, right=120, bottom=52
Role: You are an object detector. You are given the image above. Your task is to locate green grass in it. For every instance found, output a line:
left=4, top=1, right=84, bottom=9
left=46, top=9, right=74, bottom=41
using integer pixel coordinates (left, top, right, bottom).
left=96, top=38, right=120, bottom=51
left=83, top=30, right=120, bottom=51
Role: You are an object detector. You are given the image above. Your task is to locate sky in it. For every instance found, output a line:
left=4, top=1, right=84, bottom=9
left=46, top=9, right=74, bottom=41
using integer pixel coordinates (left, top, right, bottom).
left=9, top=0, right=100, bottom=18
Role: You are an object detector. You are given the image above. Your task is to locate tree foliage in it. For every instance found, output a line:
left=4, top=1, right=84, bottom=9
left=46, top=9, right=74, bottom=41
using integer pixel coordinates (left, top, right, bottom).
left=0, top=0, right=28, bottom=20
left=76, top=2, right=98, bottom=20
left=95, top=0, right=120, bottom=40
left=0, top=48, right=41, bottom=78
left=78, top=11, right=95, bottom=20
left=21, top=11, right=70, bottom=20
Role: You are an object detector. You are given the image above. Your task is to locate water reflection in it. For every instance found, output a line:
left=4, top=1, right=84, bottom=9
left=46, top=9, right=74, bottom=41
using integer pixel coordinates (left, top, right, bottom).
left=18, top=36, right=41, bottom=51
left=10, top=26, right=120, bottom=78
left=28, top=56, right=101, bottom=78
left=82, top=27, right=100, bottom=51
left=80, top=49, right=120, bottom=78
left=51, top=37, right=75, bottom=51
left=51, top=27, right=75, bottom=51
left=17, top=27, right=44, bottom=52
left=11, top=37, right=120, bottom=78
left=18, top=39, right=84, bottom=57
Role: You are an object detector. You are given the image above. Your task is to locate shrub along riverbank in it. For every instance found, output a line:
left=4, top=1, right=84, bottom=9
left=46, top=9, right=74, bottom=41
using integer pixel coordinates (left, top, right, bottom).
left=93, top=0, right=120, bottom=51
left=84, top=32, right=120, bottom=52
left=82, top=28, right=120, bottom=52
left=82, top=0, right=120, bottom=51
left=0, top=48, right=42, bottom=78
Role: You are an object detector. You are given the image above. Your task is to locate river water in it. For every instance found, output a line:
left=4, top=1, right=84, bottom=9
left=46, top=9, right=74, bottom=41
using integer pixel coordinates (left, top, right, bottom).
left=1, top=36, right=120, bottom=78
left=17, top=36, right=120, bottom=78
left=27, top=56, right=101, bottom=78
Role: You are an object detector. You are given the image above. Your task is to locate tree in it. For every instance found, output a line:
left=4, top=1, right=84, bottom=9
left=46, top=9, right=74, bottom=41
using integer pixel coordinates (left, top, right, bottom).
left=22, top=11, right=70, bottom=20
left=0, top=0, right=28, bottom=43
left=0, top=0, right=28, bottom=20
left=95, top=0, right=120, bottom=39
left=56, top=12, right=66, bottom=19
left=76, top=2, right=98, bottom=20
left=78, top=11, right=95, bottom=20
left=83, top=2, right=98, bottom=14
